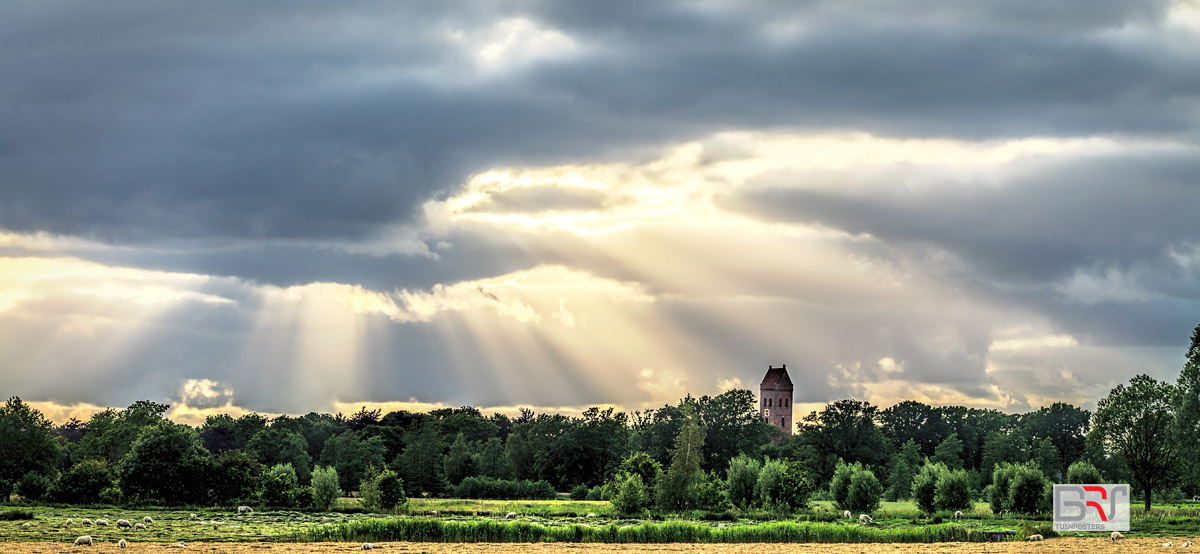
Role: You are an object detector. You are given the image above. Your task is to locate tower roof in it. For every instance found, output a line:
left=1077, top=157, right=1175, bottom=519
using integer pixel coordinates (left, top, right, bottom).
left=760, top=365, right=793, bottom=390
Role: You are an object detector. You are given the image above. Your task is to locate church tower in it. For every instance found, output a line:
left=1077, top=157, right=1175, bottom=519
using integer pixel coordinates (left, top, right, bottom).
left=760, top=364, right=794, bottom=436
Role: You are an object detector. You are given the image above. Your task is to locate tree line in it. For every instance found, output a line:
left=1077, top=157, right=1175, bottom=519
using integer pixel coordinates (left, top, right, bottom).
left=2, top=324, right=1198, bottom=515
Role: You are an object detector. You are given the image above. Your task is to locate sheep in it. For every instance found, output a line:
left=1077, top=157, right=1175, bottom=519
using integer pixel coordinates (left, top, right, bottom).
left=859, top=514, right=873, bottom=524
left=360, top=543, right=374, bottom=550
left=73, top=535, right=92, bottom=546
left=21, top=522, right=30, bottom=527
left=116, top=519, right=132, bottom=529
left=118, top=538, right=128, bottom=549
left=237, top=506, right=253, bottom=514
left=190, top=513, right=197, bottom=520
left=95, top=519, right=109, bottom=526
left=66, top=518, right=73, bottom=525
left=143, top=516, right=153, bottom=524
left=134, top=523, right=147, bottom=530
left=1164, top=542, right=1175, bottom=547
left=843, top=510, right=852, bottom=519
left=586, top=513, right=597, bottom=518
left=954, top=510, right=963, bottom=519
left=505, top=512, right=517, bottom=519
left=177, top=541, right=186, bottom=547
left=1183, top=541, right=1192, bottom=547
left=81, top=518, right=93, bottom=526
left=1111, top=531, right=1125, bottom=541
left=1026, top=534, right=1044, bottom=541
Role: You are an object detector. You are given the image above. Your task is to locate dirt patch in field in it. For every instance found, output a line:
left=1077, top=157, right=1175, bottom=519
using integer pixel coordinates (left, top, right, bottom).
left=1, top=538, right=1194, bottom=554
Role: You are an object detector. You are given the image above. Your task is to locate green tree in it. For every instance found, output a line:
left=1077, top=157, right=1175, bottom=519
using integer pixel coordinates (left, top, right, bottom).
left=618, top=452, right=663, bottom=492
left=74, top=400, right=169, bottom=465
left=1090, top=374, right=1182, bottom=512
left=726, top=454, right=761, bottom=510
left=1031, top=437, right=1061, bottom=481
left=311, top=465, right=342, bottom=511
left=932, top=433, right=964, bottom=470
left=118, top=422, right=210, bottom=505
left=443, top=432, right=475, bottom=485
left=656, top=406, right=705, bottom=511
left=360, top=467, right=406, bottom=511
left=979, top=431, right=1027, bottom=484
left=0, top=397, right=62, bottom=497
left=260, top=463, right=300, bottom=508
left=911, top=461, right=947, bottom=514
left=990, top=462, right=1018, bottom=514
left=246, top=426, right=313, bottom=484
left=320, top=430, right=386, bottom=492
left=886, top=439, right=921, bottom=501
left=844, top=466, right=883, bottom=514
left=210, top=450, right=262, bottom=505
left=803, top=399, right=887, bottom=483
left=472, top=438, right=510, bottom=480
left=610, top=473, right=651, bottom=516
left=777, top=460, right=814, bottom=512
left=395, top=424, right=446, bottom=496
left=934, top=468, right=971, bottom=512
left=756, top=458, right=786, bottom=510
left=696, top=389, right=775, bottom=471
left=1007, top=463, right=1050, bottom=515
left=52, top=459, right=114, bottom=504
left=1065, top=460, right=1103, bottom=484
left=880, top=400, right=948, bottom=458
left=1020, top=402, right=1090, bottom=478
left=1173, top=323, right=1200, bottom=496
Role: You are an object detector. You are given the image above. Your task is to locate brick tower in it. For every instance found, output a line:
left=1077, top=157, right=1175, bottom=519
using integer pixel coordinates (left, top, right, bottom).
left=760, top=364, right=794, bottom=436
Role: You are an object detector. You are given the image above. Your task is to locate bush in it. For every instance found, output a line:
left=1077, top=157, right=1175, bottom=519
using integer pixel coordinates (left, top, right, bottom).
left=697, top=471, right=731, bottom=512
left=451, top=476, right=556, bottom=500
left=726, top=455, right=761, bottom=510
left=53, top=459, right=114, bottom=504
left=844, top=467, right=883, bottom=514
left=1066, top=460, right=1103, bottom=484
left=361, top=468, right=406, bottom=511
left=778, top=460, right=814, bottom=513
left=585, top=485, right=608, bottom=501
left=756, top=459, right=786, bottom=510
left=912, top=462, right=946, bottom=514
left=990, top=463, right=1016, bottom=514
left=829, top=461, right=857, bottom=509
left=98, top=486, right=123, bottom=505
left=261, top=464, right=300, bottom=508
left=610, top=473, right=651, bottom=516
left=570, top=484, right=589, bottom=501
left=312, top=466, right=342, bottom=511
left=934, top=468, right=971, bottom=512
left=14, top=472, right=52, bottom=501
left=1008, top=464, right=1049, bottom=515
left=0, top=508, right=34, bottom=521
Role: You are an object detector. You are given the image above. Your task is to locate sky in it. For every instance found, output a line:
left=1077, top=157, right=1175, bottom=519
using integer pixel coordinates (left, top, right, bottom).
left=2, top=1, right=1199, bottom=426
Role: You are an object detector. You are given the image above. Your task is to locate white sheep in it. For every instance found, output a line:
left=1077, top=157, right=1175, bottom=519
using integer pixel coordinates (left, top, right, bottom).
left=954, top=510, right=963, bottom=519
left=21, top=522, right=30, bottom=527
left=505, top=512, right=517, bottom=518
left=190, top=513, right=197, bottom=520
left=177, top=541, right=186, bottom=547
left=143, top=516, right=153, bottom=524
left=1164, top=542, right=1174, bottom=547
left=360, top=543, right=374, bottom=550
left=81, top=518, right=93, bottom=526
left=95, top=519, right=109, bottom=526
left=65, top=518, right=73, bottom=525
left=859, top=514, right=873, bottom=524
left=586, top=513, right=597, bottom=518
left=1183, top=541, right=1192, bottom=547
left=134, top=523, right=147, bottom=530
left=116, top=519, right=132, bottom=529
left=843, top=510, right=852, bottom=519
left=1111, top=531, right=1125, bottom=541
left=237, top=506, right=253, bottom=514
left=73, top=535, right=92, bottom=546
left=1026, top=534, right=1044, bottom=541
left=118, top=538, right=128, bottom=549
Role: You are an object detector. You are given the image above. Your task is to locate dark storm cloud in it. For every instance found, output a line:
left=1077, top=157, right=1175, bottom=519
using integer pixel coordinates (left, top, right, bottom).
left=3, top=0, right=1198, bottom=260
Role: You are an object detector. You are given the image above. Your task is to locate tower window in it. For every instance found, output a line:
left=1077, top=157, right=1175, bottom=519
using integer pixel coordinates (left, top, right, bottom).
left=768, top=398, right=772, bottom=408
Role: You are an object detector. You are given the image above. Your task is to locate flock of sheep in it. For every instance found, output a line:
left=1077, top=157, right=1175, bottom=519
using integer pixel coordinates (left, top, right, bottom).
left=66, top=507, right=254, bottom=547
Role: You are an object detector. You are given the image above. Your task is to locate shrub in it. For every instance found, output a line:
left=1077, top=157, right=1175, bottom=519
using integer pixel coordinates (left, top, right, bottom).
left=829, top=461, right=857, bottom=509
left=697, top=471, right=732, bottom=512
left=14, top=472, right=52, bottom=501
left=756, top=458, right=786, bottom=510
left=610, top=473, right=651, bottom=515
left=934, top=468, right=971, bottom=512
left=990, top=463, right=1017, bottom=514
left=1008, top=464, right=1049, bottom=515
left=1066, top=460, right=1103, bottom=484
left=912, top=462, right=947, bottom=514
left=844, top=467, right=883, bottom=514
left=726, top=455, right=761, bottom=510
left=451, top=476, right=556, bottom=500
left=52, top=459, right=114, bottom=504
left=312, top=466, right=342, bottom=511
left=361, top=468, right=406, bottom=511
left=261, top=464, right=300, bottom=508
left=570, top=484, right=589, bottom=501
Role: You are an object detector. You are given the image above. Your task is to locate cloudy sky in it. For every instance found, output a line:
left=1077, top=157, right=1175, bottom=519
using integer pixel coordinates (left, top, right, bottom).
left=3, top=1, right=1199, bottom=425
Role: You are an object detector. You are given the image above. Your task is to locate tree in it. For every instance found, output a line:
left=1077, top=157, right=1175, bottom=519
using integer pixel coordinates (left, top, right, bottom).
left=726, top=454, right=761, bottom=510
left=696, top=389, right=775, bottom=471
left=844, top=466, right=883, bottom=514
left=1065, top=460, right=1103, bottom=484
left=1090, top=374, right=1182, bottom=512
left=210, top=450, right=262, bottom=505
left=260, top=463, right=300, bottom=508
left=886, top=439, right=921, bottom=501
left=1031, top=437, right=1061, bottom=481
left=756, top=458, right=786, bottom=510
left=0, top=397, right=61, bottom=499
left=395, top=424, right=446, bottom=496
left=610, top=473, right=651, bottom=516
left=1020, top=402, right=1090, bottom=478
left=472, top=438, right=510, bottom=480
left=656, top=406, right=705, bottom=511
left=829, top=460, right=859, bottom=509
left=803, top=399, right=887, bottom=481
left=320, top=430, right=386, bottom=492
left=777, top=460, right=814, bottom=512
left=311, top=465, right=342, bottom=511
left=118, top=422, right=211, bottom=505
left=911, top=461, right=946, bottom=514
left=617, top=452, right=663, bottom=492
left=443, top=433, right=475, bottom=485
left=880, top=400, right=947, bottom=457
left=1174, top=323, right=1200, bottom=496
left=1007, top=464, right=1050, bottom=515
left=932, top=433, right=964, bottom=470
left=980, top=431, right=1026, bottom=483
left=360, top=467, right=406, bottom=511
left=934, top=468, right=971, bottom=512
left=246, top=426, right=313, bottom=484
left=53, top=458, right=115, bottom=504
left=74, top=401, right=169, bottom=464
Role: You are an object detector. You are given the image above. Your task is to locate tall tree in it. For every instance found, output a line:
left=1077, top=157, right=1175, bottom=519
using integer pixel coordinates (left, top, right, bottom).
left=0, top=397, right=62, bottom=497
left=932, top=433, right=965, bottom=470
left=886, top=439, right=921, bottom=501
left=1090, top=374, right=1181, bottom=512
left=118, top=422, right=211, bottom=505
left=1020, top=402, right=1090, bottom=477
left=696, top=389, right=774, bottom=472
left=1174, top=323, right=1200, bottom=496
left=879, top=400, right=947, bottom=456
left=656, top=406, right=705, bottom=511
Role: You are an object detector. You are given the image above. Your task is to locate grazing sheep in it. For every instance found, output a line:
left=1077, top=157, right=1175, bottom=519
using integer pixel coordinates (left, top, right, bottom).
left=116, top=519, right=132, bottom=528
left=1026, top=534, right=1044, bottom=541
left=95, top=519, right=109, bottom=526
left=73, top=535, right=92, bottom=546
left=1183, top=541, right=1192, bottom=547
left=81, top=518, right=93, bottom=526
left=237, top=506, right=253, bottom=514
left=177, top=541, right=186, bottom=547
left=118, top=538, right=128, bottom=549
left=954, top=510, right=963, bottom=519
left=586, top=513, right=597, bottom=518
left=134, top=523, right=147, bottom=530
left=1111, top=531, right=1125, bottom=541
left=66, top=518, right=73, bottom=525
left=859, top=514, right=873, bottom=524
left=360, top=543, right=374, bottom=550
left=143, top=516, right=153, bottom=524
left=1165, top=542, right=1174, bottom=547
left=505, top=512, right=517, bottom=519
left=21, top=522, right=30, bottom=527
left=190, top=513, right=197, bottom=520
left=843, top=510, right=852, bottom=519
